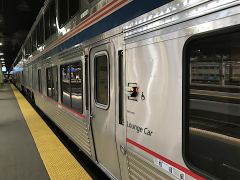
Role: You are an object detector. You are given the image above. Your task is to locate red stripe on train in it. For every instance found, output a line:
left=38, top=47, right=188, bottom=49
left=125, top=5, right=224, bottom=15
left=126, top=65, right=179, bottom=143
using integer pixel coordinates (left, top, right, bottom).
left=126, top=138, right=206, bottom=180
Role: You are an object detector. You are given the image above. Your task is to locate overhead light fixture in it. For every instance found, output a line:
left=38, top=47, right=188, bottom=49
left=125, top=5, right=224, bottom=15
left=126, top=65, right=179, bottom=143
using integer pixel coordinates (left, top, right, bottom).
left=0, top=53, right=4, bottom=55
left=0, top=42, right=2, bottom=46
left=0, top=58, right=4, bottom=61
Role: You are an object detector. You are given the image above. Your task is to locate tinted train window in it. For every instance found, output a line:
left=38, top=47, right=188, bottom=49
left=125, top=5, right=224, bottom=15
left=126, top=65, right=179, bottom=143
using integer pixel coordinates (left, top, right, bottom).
left=184, top=30, right=240, bottom=179
left=70, top=63, right=83, bottom=112
left=32, top=30, right=37, bottom=52
left=94, top=53, right=109, bottom=106
left=49, top=1, right=56, bottom=35
left=69, top=0, right=79, bottom=18
left=44, top=0, right=56, bottom=40
left=58, top=0, right=68, bottom=27
left=61, top=62, right=83, bottom=113
left=52, top=66, right=58, bottom=101
left=46, top=66, right=58, bottom=100
left=44, top=7, right=50, bottom=40
left=46, top=68, right=52, bottom=97
left=58, top=0, right=80, bottom=27
left=37, top=17, right=44, bottom=47
left=38, top=69, right=42, bottom=93
left=61, top=65, right=71, bottom=107
left=25, top=38, right=32, bottom=57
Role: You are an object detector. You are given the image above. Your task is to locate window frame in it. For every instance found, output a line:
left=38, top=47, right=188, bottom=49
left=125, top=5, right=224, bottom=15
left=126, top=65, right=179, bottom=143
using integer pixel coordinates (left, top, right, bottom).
left=94, top=51, right=110, bottom=110
left=182, top=27, right=240, bottom=180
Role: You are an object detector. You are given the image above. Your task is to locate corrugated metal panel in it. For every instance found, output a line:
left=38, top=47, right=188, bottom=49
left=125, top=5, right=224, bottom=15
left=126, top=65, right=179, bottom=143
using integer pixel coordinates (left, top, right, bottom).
left=127, top=149, right=172, bottom=180
left=35, top=95, right=92, bottom=156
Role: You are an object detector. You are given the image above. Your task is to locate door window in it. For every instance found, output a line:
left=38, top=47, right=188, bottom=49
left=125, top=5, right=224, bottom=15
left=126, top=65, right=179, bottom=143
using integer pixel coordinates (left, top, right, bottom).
left=94, top=52, right=109, bottom=108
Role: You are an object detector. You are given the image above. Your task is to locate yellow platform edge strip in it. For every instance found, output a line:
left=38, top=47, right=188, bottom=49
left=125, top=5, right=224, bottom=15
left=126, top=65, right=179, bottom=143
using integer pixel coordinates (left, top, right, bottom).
left=11, top=85, right=92, bottom=180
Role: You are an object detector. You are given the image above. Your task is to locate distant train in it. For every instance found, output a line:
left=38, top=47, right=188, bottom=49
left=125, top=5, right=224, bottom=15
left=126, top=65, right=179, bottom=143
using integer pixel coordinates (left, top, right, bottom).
left=12, top=0, right=240, bottom=179
left=191, top=62, right=240, bottom=86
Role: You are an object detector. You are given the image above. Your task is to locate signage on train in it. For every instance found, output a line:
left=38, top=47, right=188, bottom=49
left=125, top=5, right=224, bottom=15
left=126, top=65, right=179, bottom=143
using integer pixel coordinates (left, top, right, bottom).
left=127, top=121, right=153, bottom=136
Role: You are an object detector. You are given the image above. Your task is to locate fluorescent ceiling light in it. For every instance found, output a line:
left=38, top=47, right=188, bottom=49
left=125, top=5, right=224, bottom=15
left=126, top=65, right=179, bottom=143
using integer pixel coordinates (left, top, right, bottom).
left=0, top=53, right=3, bottom=55
left=0, top=42, right=2, bottom=46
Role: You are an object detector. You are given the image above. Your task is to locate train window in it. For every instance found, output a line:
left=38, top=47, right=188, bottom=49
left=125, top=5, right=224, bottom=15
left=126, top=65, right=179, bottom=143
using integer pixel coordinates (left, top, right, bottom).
left=46, top=68, right=52, bottom=97
left=38, top=69, right=42, bottom=93
left=49, top=1, right=56, bottom=36
left=61, top=65, right=71, bottom=107
left=94, top=52, right=109, bottom=106
left=184, top=30, right=240, bottom=179
left=58, top=0, right=80, bottom=28
left=44, top=0, right=56, bottom=40
left=58, top=0, right=68, bottom=27
left=44, top=7, right=50, bottom=40
left=52, top=66, right=58, bottom=101
left=70, top=63, right=83, bottom=112
left=61, top=62, right=83, bottom=113
left=118, top=50, right=124, bottom=125
left=25, top=38, right=32, bottom=57
left=85, top=56, right=89, bottom=110
left=69, top=0, right=79, bottom=19
left=46, top=66, right=58, bottom=101
left=32, top=30, right=37, bottom=52
left=37, top=17, right=44, bottom=47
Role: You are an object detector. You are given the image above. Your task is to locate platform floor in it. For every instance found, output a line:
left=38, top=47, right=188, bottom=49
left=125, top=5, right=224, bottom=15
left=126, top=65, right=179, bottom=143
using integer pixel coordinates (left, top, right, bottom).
left=0, top=83, right=91, bottom=180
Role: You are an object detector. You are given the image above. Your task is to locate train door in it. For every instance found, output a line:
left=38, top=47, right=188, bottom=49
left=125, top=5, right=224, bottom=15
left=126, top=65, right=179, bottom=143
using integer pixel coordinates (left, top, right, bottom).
left=89, top=43, right=121, bottom=179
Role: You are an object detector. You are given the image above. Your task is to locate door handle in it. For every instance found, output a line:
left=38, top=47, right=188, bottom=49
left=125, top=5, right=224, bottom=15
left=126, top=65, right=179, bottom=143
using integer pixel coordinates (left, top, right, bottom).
left=87, top=114, right=95, bottom=132
left=120, top=145, right=126, bottom=155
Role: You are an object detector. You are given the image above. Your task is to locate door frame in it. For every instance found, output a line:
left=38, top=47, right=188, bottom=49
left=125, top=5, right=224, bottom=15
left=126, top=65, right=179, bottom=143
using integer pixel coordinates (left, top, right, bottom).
left=88, top=41, right=121, bottom=179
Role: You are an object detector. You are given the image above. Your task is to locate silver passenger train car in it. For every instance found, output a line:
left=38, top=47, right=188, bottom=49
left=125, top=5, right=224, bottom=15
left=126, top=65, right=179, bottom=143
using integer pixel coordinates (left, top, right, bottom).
left=12, top=0, right=240, bottom=179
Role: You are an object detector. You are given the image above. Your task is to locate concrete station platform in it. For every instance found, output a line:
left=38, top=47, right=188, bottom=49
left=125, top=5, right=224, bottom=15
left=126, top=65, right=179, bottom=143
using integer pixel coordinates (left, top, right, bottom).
left=0, top=83, right=92, bottom=180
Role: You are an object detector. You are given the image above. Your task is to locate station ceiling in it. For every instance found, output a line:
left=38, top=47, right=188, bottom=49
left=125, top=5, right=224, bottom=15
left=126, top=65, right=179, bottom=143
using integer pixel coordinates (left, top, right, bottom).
left=0, top=0, right=44, bottom=71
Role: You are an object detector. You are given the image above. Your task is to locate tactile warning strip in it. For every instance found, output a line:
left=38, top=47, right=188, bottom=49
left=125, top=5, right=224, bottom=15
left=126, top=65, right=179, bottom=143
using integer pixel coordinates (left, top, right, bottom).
left=11, top=85, right=92, bottom=180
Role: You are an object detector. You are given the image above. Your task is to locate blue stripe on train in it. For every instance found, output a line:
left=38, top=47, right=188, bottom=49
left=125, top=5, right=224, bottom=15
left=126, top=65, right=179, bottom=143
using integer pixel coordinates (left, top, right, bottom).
left=40, top=0, right=172, bottom=61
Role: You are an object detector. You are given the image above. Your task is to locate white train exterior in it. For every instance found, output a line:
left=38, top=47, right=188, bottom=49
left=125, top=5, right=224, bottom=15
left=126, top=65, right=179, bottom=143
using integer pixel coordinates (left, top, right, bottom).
left=12, top=0, right=240, bottom=180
